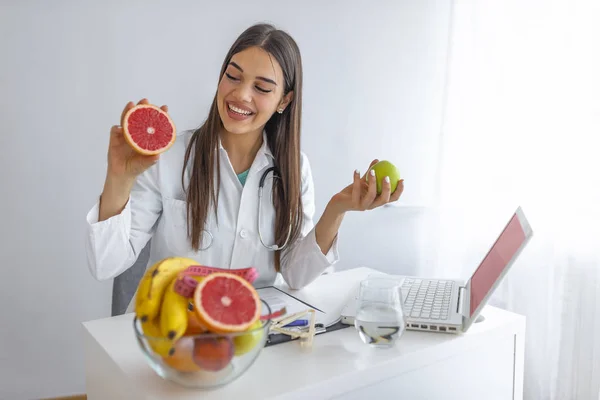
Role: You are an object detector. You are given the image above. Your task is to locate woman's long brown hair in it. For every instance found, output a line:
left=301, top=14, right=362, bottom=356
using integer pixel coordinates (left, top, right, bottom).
left=182, top=23, right=304, bottom=272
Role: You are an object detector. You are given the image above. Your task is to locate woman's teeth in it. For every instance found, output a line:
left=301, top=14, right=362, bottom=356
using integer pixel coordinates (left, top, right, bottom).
left=228, top=104, right=252, bottom=115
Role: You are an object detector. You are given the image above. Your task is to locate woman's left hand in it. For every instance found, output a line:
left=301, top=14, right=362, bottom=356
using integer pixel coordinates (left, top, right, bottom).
left=328, top=159, right=405, bottom=214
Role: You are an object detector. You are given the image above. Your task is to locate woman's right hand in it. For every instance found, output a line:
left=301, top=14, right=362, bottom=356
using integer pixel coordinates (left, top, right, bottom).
left=107, top=98, right=169, bottom=180
left=99, top=98, right=169, bottom=221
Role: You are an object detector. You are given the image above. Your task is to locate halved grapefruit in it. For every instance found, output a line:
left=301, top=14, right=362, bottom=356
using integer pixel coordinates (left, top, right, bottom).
left=122, top=104, right=176, bottom=155
left=192, top=273, right=261, bottom=334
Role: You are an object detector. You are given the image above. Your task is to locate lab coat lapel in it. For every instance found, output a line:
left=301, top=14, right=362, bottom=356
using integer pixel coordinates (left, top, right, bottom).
left=250, top=131, right=274, bottom=174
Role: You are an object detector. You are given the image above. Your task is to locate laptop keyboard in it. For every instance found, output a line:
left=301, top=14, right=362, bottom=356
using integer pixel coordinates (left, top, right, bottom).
left=401, top=278, right=454, bottom=320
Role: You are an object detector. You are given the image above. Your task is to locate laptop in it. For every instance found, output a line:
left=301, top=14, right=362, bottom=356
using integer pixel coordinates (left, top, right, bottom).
left=340, top=206, right=533, bottom=334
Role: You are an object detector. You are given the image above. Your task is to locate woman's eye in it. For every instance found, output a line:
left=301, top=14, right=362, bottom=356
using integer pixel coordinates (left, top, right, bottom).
left=255, top=86, right=272, bottom=93
left=225, top=72, right=271, bottom=93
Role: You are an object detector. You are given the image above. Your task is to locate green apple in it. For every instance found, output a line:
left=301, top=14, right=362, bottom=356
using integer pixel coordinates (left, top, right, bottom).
left=232, top=320, right=264, bottom=356
left=367, top=160, right=401, bottom=194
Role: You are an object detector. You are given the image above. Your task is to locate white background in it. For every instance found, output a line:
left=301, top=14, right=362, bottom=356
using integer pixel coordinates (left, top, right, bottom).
left=0, top=0, right=451, bottom=398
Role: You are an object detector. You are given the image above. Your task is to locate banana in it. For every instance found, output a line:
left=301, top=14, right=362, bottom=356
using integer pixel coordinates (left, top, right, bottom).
left=159, top=275, right=190, bottom=341
left=140, top=318, right=175, bottom=357
left=134, top=257, right=199, bottom=323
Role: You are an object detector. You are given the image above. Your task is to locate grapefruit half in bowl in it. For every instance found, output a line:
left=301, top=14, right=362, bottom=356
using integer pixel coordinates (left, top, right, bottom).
left=123, top=104, right=176, bottom=155
left=193, top=272, right=262, bottom=334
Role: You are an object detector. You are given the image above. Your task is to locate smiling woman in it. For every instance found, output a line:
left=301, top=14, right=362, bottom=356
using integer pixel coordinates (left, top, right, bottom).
left=186, top=26, right=305, bottom=276
left=85, top=22, right=405, bottom=314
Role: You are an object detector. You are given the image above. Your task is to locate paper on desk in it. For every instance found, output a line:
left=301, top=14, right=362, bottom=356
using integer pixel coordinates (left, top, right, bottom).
left=257, top=287, right=328, bottom=326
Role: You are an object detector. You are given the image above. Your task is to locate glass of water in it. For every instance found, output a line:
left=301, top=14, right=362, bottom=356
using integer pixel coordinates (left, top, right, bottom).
left=354, top=277, right=406, bottom=348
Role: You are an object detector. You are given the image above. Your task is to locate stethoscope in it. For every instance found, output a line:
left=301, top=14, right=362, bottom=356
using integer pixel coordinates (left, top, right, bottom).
left=197, top=166, right=292, bottom=252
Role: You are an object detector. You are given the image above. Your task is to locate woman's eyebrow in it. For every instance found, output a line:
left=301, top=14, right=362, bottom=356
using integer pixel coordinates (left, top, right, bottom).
left=228, top=61, right=277, bottom=86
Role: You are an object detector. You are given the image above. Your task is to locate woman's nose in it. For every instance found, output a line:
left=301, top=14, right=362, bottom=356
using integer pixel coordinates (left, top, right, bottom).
left=232, top=83, right=253, bottom=103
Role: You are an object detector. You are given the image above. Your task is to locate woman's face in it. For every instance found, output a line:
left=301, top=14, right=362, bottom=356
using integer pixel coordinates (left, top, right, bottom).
left=216, top=46, right=291, bottom=136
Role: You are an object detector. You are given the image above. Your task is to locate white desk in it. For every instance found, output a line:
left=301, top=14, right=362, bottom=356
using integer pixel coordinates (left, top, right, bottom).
left=82, top=267, right=526, bottom=400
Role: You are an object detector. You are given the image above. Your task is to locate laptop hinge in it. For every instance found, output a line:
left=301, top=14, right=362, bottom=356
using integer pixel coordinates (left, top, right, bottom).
left=457, top=286, right=467, bottom=317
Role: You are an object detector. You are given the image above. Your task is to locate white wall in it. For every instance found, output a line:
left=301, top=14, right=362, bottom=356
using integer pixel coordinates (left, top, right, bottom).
left=0, top=0, right=451, bottom=398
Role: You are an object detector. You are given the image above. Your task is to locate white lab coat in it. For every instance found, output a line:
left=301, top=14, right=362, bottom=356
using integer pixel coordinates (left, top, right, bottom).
left=85, top=129, right=340, bottom=313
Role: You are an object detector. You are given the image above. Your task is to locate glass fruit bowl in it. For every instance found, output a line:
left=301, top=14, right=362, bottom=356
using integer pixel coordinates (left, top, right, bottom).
left=133, top=299, right=272, bottom=389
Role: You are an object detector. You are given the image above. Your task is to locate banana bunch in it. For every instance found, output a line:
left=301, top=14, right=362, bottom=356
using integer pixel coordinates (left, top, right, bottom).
left=136, top=257, right=198, bottom=356
left=141, top=274, right=205, bottom=356
left=135, top=257, right=199, bottom=323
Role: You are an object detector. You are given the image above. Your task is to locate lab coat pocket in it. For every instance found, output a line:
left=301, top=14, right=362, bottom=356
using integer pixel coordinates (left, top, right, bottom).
left=162, top=198, right=193, bottom=255
left=162, top=198, right=212, bottom=255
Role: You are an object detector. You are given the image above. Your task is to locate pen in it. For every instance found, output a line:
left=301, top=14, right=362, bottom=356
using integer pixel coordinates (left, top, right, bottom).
left=283, top=319, right=309, bottom=327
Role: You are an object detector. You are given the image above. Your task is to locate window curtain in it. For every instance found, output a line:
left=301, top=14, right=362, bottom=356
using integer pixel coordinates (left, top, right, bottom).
left=433, top=0, right=600, bottom=398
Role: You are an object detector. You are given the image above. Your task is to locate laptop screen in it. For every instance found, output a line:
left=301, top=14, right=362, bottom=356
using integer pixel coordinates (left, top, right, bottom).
left=469, top=212, right=528, bottom=316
